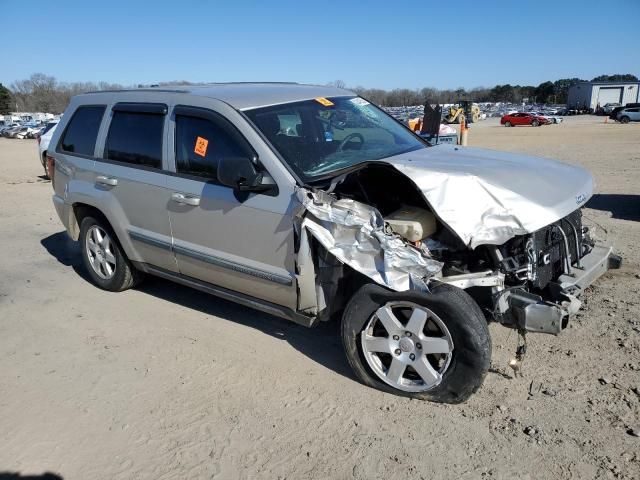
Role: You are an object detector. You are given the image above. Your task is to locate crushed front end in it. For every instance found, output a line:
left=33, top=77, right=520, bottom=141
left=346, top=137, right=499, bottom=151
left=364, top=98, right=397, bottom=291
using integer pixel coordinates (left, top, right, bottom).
left=481, top=209, right=621, bottom=334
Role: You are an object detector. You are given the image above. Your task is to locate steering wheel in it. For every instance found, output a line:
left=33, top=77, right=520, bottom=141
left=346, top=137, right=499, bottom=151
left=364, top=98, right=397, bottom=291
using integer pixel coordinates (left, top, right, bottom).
left=337, top=132, right=365, bottom=152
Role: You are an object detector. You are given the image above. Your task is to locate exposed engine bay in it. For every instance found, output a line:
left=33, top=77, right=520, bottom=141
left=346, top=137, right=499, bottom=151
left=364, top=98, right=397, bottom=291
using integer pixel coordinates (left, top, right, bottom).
left=296, top=163, right=621, bottom=336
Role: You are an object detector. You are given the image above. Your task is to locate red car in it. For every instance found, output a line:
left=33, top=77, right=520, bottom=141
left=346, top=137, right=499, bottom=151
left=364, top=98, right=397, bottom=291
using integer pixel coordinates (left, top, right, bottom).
left=500, top=112, right=550, bottom=127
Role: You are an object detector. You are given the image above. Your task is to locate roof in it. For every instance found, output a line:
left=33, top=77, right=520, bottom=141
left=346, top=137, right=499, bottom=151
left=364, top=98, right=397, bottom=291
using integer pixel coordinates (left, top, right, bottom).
left=571, top=81, right=640, bottom=87
left=84, top=82, right=355, bottom=110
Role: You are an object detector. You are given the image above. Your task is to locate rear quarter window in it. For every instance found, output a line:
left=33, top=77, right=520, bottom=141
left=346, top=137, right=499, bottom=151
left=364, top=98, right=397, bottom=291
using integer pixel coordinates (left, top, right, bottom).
left=59, top=106, right=106, bottom=156
left=42, top=122, right=58, bottom=135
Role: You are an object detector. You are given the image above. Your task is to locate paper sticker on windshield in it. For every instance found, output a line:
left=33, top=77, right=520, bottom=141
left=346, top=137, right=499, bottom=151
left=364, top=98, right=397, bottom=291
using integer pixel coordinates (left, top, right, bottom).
left=194, top=136, right=209, bottom=157
left=315, top=97, right=334, bottom=107
left=350, top=97, right=370, bottom=106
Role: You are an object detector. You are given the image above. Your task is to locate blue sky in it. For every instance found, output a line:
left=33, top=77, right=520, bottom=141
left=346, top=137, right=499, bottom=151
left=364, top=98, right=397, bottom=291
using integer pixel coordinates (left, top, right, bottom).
left=2, top=0, right=639, bottom=90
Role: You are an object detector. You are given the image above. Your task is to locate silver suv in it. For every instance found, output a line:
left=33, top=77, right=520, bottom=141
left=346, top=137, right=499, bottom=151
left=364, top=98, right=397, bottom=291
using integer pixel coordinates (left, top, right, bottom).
left=49, top=83, right=619, bottom=403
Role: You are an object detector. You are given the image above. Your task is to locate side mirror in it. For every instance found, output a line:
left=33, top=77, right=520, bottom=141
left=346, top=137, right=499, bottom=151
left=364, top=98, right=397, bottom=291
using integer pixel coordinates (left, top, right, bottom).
left=217, top=156, right=269, bottom=192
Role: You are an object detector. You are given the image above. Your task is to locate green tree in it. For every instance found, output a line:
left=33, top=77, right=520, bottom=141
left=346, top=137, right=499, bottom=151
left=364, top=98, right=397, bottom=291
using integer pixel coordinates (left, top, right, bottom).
left=591, top=74, right=638, bottom=82
left=553, top=78, right=584, bottom=103
left=0, top=83, right=12, bottom=114
left=534, top=81, right=555, bottom=103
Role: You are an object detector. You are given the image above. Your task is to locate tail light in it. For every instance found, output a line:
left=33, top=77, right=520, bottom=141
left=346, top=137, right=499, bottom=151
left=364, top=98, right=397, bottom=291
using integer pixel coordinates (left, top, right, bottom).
left=46, top=155, right=55, bottom=188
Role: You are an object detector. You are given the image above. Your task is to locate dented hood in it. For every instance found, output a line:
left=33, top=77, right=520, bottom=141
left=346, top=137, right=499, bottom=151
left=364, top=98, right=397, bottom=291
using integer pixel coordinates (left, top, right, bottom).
left=381, top=145, right=594, bottom=248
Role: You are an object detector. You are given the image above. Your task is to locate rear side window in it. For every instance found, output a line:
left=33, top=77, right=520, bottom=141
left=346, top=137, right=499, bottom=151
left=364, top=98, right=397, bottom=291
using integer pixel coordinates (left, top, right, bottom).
left=43, top=122, right=58, bottom=135
left=60, top=106, right=105, bottom=156
left=105, top=112, right=164, bottom=168
left=175, top=113, right=252, bottom=180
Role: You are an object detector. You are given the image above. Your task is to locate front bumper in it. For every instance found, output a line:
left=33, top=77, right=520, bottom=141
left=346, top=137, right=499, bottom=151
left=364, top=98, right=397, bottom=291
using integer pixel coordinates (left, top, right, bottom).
left=555, top=244, right=621, bottom=292
left=507, top=244, right=621, bottom=335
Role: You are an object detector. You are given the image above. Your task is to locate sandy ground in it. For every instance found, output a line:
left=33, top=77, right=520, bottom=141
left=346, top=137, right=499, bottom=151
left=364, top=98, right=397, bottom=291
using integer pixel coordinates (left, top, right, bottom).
left=0, top=116, right=639, bottom=480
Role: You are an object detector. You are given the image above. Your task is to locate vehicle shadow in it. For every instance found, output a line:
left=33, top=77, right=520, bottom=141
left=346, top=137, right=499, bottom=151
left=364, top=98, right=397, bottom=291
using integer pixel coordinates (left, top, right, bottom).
left=39, top=232, right=355, bottom=382
left=586, top=194, right=640, bottom=222
left=0, top=473, right=63, bottom=480
left=40, top=232, right=92, bottom=282
left=138, top=276, right=355, bottom=380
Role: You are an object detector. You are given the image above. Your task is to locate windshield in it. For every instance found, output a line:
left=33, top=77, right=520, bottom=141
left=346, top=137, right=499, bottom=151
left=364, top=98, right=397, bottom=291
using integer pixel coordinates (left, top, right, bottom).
left=245, top=96, right=426, bottom=181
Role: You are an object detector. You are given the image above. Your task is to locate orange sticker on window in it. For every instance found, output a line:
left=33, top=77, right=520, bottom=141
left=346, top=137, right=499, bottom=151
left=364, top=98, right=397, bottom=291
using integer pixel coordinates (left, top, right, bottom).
left=194, top=136, right=209, bottom=157
left=315, top=97, right=334, bottom=107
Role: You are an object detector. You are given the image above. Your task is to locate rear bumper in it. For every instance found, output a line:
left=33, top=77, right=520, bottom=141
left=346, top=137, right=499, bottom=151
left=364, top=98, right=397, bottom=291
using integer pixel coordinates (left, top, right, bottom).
left=52, top=194, right=73, bottom=235
left=507, top=244, right=620, bottom=335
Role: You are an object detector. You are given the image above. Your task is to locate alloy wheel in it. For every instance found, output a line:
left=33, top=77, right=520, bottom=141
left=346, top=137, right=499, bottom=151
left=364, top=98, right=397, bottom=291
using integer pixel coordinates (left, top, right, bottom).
left=85, top=225, right=117, bottom=280
left=360, top=301, right=454, bottom=393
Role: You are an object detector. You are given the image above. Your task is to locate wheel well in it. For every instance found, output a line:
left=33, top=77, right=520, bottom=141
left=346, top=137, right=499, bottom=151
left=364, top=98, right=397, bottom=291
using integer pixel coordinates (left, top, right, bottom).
left=70, top=203, right=111, bottom=240
left=314, top=241, right=372, bottom=322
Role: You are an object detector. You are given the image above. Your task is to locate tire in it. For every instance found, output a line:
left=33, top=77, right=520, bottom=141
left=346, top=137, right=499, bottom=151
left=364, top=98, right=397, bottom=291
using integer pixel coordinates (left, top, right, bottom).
left=504, top=121, right=511, bottom=127
left=531, top=119, right=540, bottom=127
left=80, top=216, right=142, bottom=291
left=42, top=152, right=50, bottom=179
left=341, top=283, right=491, bottom=403
left=620, top=116, right=630, bottom=124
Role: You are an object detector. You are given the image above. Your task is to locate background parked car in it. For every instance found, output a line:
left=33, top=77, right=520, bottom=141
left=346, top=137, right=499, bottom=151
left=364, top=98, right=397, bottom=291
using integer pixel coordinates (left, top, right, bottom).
left=16, top=127, right=41, bottom=139
left=616, top=107, right=640, bottom=124
left=4, top=126, right=30, bottom=138
left=37, top=121, right=59, bottom=178
left=500, top=112, right=550, bottom=127
left=600, top=103, right=621, bottom=115
left=529, top=111, right=563, bottom=124
left=1, top=124, right=22, bottom=137
left=609, top=103, right=640, bottom=120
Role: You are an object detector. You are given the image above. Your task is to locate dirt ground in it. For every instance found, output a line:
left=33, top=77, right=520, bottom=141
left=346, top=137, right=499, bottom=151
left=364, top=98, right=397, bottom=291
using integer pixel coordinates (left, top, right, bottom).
left=1, top=116, right=639, bottom=480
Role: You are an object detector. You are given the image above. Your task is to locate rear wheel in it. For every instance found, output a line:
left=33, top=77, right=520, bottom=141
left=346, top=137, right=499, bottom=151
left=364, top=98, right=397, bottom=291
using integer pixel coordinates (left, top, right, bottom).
left=42, top=152, right=51, bottom=179
left=620, top=116, right=630, bottom=124
left=80, top=216, right=142, bottom=291
left=341, top=283, right=491, bottom=403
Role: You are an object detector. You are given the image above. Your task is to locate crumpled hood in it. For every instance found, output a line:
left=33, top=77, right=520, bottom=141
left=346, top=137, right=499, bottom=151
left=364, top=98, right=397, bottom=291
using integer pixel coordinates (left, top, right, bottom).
left=382, top=145, right=594, bottom=248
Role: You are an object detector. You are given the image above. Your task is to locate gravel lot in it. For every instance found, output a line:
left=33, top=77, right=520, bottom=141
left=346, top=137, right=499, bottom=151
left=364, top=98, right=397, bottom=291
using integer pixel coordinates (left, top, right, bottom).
left=1, top=116, right=639, bottom=480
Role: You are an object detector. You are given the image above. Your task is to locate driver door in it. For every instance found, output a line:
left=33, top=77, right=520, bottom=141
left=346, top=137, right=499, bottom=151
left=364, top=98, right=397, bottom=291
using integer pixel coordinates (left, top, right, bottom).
left=164, top=104, right=298, bottom=309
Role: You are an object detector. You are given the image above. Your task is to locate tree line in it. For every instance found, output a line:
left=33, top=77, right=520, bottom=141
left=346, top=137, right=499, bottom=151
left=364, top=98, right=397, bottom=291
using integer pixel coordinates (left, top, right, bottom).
left=344, top=74, right=638, bottom=107
left=1, top=73, right=638, bottom=115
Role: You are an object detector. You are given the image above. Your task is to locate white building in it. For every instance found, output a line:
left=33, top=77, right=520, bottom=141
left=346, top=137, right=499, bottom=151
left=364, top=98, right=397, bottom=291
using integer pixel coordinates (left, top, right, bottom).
left=567, top=81, right=640, bottom=110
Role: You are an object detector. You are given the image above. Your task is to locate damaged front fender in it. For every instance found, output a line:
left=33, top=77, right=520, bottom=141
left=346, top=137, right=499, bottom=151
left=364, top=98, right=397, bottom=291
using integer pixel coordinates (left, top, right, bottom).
left=295, top=188, right=443, bottom=295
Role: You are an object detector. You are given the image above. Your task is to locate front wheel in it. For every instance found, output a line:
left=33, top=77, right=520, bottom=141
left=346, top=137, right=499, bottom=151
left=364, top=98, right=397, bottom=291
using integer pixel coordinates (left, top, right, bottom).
left=80, top=216, right=142, bottom=291
left=531, top=119, right=540, bottom=127
left=341, top=283, right=491, bottom=403
left=620, top=116, right=630, bottom=124
left=504, top=121, right=512, bottom=127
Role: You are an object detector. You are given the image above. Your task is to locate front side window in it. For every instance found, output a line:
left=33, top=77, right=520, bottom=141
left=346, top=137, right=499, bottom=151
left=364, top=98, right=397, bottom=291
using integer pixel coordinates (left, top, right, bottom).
left=175, top=113, right=253, bottom=180
left=105, top=111, right=164, bottom=168
left=244, top=96, right=425, bottom=181
left=60, top=105, right=105, bottom=156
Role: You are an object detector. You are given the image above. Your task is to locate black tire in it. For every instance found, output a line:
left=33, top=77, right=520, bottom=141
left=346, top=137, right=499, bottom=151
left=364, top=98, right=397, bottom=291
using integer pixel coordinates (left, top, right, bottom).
left=341, top=283, right=491, bottom=403
left=531, top=119, right=540, bottom=127
left=42, top=152, right=50, bottom=179
left=79, top=216, right=142, bottom=291
left=620, top=116, right=630, bottom=124
left=504, top=121, right=511, bottom=127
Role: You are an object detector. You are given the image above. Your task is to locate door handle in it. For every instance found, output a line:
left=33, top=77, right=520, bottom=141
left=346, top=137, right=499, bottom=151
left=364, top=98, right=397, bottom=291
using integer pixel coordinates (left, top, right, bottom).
left=96, top=175, right=118, bottom=186
left=171, top=192, right=201, bottom=206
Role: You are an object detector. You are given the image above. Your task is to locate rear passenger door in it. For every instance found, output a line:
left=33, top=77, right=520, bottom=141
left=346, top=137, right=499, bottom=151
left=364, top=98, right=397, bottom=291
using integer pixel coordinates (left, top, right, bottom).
left=164, top=105, right=297, bottom=309
left=91, top=103, right=177, bottom=272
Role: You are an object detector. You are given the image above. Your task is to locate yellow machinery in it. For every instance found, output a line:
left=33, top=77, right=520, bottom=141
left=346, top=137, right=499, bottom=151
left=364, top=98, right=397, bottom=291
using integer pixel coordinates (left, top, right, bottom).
left=443, top=101, right=480, bottom=124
